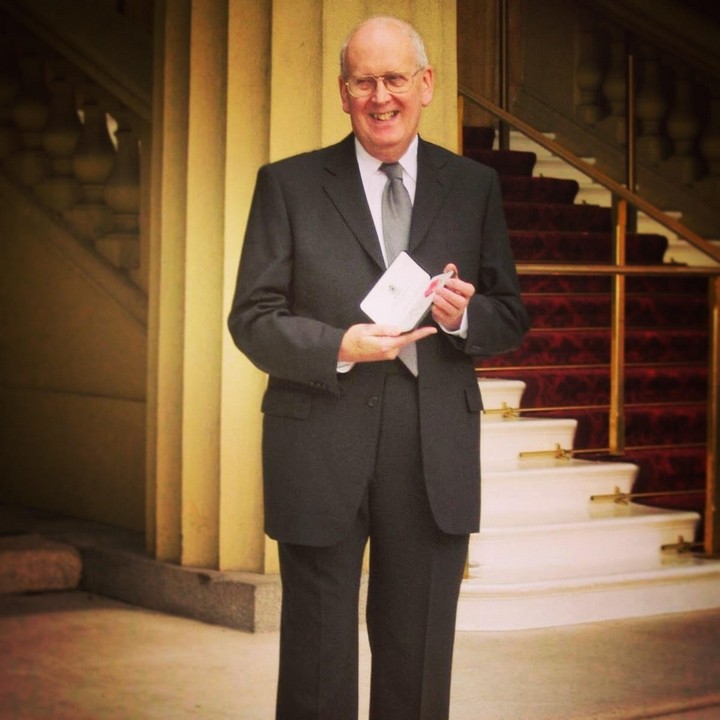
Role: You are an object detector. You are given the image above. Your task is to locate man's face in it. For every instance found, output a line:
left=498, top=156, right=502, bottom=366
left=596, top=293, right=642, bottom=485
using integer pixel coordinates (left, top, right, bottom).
left=339, top=20, right=434, bottom=163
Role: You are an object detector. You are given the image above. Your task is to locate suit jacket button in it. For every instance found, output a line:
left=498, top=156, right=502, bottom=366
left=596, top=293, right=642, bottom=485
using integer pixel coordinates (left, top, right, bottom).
left=367, top=396, right=378, bottom=407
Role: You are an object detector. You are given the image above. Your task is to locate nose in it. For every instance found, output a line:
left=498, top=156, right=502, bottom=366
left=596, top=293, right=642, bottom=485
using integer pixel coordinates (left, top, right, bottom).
left=371, top=78, right=392, bottom=102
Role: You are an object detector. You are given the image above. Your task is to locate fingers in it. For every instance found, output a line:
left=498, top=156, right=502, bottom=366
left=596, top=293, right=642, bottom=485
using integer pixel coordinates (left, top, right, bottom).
left=401, top=325, right=437, bottom=344
left=431, top=270, right=475, bottom=330
left=338, top=323, right=437, bottom=363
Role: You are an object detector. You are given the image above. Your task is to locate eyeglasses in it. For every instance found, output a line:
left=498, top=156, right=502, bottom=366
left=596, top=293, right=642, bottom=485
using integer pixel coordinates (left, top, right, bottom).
left=344, top=68, right=424, bottom=98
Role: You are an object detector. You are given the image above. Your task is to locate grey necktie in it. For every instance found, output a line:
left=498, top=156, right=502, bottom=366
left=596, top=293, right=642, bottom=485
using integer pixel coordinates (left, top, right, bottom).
left=380, top=162, right=418, bottom=375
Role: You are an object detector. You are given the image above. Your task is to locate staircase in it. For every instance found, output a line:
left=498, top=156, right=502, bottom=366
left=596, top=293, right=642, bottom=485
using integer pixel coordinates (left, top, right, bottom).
left=456, top=127, right=720, bottom=630
left=458, top=378, right=720, bottom=631
left=465, top=127, right=710, bottom=519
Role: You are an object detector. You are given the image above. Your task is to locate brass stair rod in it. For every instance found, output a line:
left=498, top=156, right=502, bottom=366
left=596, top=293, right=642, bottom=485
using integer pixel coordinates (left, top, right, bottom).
left=519, top=444, right=572, bottom=460
left=609, top=199, right=627, bottom=456
left=707, top=276, right=720, bottom=558
left=591, top=487, right=705, bottom=503
left=661, top=536, right=704, bottom=553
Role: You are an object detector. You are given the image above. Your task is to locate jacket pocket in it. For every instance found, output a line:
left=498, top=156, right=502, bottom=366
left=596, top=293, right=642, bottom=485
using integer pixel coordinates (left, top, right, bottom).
left=262, top=386, right=312, bottom=419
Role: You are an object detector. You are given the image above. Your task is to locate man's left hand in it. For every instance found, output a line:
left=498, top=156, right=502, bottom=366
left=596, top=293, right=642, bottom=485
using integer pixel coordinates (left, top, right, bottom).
left=430, top=263, right=475, bottom=331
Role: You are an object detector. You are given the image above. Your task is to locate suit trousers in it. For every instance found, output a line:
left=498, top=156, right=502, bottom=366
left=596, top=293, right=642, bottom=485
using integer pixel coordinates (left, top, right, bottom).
left=275, top=361, right=470, bottom=720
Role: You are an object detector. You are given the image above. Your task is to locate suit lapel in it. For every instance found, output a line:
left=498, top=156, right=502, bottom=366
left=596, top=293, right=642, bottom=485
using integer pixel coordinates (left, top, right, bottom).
left=322, top=135, right=385, bottom=270
left=320, top=135, right=455, bottom=269
left=409, top=139, right=453, bottom=256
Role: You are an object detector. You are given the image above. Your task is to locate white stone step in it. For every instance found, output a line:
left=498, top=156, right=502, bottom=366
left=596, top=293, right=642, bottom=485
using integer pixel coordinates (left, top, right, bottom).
left=636, top=209, right=682, bottom=238
left=666, top=237, right=720, bottom=267
left=575, top=183, right=612, bottom=207
left=480, top=417, right=577, bottom=471
left=458, top=553, right=720, bottom=631
left=469, top=503, right=699, bottom=571
left=532, top=155, right=598, bottom=180
left=480, top=457, right=638, bottom=524
left=507, top=131, right=556, bottom=156
left=477, top=377, right=525, bottom=414
left=508, top=130, right=598, bottom=179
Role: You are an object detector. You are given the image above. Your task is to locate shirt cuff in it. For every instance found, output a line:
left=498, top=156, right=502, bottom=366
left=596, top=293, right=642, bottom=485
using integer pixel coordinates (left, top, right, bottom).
left=440, top=309, right=468, bottom=338
left=337, top=361, right=355, bottom=373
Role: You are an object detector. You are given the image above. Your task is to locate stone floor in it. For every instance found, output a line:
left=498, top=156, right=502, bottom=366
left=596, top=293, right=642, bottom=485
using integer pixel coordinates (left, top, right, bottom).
left=1, top=590, right=719, bottom=720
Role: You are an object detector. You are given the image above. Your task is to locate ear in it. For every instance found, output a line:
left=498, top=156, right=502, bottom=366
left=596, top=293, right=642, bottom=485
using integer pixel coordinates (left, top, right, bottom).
left=339, top=75, right=351, bottom=114
left=420, top=65, right=435, bottom=107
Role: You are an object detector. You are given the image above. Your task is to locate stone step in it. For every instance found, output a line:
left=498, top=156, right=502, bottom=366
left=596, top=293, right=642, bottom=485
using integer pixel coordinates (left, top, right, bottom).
left=480, top=416, right=577, bottom=471
left=477, top=377, right=526, bottom=413
left=458, top=553, right=720, bottom=631
left=481, top=457, right=638, bottom=524
left=0, top=534, right=82, bottom=595
left=469, top=503, right=699, bottom=571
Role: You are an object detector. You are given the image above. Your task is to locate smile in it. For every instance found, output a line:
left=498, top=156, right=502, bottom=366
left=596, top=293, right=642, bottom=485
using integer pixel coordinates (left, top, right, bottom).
left=371, top=111, right=399, bottom=121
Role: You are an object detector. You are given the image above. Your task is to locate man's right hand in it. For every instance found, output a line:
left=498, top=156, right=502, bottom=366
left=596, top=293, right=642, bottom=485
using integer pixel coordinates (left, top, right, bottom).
left=338, top=323, right=437, bottom=364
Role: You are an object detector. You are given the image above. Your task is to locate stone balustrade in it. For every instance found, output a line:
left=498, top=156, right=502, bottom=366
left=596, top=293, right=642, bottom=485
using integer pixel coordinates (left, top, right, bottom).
left=575, top=9, right=719, bottom=205
left=0, top=18, right=143, bottom=283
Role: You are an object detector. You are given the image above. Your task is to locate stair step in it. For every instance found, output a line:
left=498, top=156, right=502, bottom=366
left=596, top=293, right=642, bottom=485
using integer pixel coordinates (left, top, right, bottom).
left=469, top=503, right=700, bottom=570
left=507, top=130, right=556, bottom=156
left=483, top=327, right=707, bottom=368
left=458, top=554, right=720, bottom=630
left=575, top=183, right=612, bottom=207
left=0, top=534, right=82, bottom=595
left=532, top=155, right=597, bottom=180
left=500, top=176, right=579, bottom=204
left=480, top=457, right=638, bottom=524
left=477, top=377, right=526, bottom=412
left=520, top=273, right=708, bottom=295
left=465, top=148, right=536, bottom=177
left=480, top=417, right=577, bottom=471
left=537, top=404, right=707, bottom=449
left=510, top=229, right=668, bottom=264
left=504, top=202, right=611, bottom=232
left=479, top=364, right=708, bottom=407
left=506, top=132, right=605, bottom=196
left=522, top=292, right=707, bottom=329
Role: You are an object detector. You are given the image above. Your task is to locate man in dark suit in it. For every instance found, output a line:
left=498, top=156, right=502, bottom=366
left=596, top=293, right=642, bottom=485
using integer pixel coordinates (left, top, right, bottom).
left=228, top=15, right=528, bottom=720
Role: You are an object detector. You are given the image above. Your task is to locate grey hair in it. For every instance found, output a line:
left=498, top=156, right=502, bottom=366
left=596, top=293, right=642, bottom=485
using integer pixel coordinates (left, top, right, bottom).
left=339, top=16, right=429, bottom=78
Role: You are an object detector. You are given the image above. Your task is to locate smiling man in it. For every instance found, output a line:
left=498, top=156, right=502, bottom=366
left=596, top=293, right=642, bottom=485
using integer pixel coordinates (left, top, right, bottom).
left=228, top=15, right=528, bottom=720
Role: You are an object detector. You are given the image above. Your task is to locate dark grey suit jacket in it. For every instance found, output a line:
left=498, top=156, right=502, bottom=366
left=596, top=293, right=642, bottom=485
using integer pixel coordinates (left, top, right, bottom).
left=228, top=134, right=529, bottom=546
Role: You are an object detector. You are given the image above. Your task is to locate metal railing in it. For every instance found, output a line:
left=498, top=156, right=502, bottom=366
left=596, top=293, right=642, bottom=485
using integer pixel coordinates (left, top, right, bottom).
left=459, top=86, right=720, bottom=557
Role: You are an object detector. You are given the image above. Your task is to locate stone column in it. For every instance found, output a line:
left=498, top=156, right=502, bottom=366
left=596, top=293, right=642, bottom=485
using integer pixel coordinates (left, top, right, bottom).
left=148, top=0, right=458, bottom=574
left=148, top=0, right=271, bottom=572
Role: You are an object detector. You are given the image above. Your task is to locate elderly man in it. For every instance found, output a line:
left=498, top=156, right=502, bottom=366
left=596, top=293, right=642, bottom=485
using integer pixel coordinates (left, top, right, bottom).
left=228, top=15, right=528, bottom=720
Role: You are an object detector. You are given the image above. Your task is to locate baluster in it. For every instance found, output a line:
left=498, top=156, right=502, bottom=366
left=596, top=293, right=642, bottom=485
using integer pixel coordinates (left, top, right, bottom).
left=575, top=21, right=606, bottom=126
left=5, top=45, right=50, bottom=185
left=0, top=32, right=20, bottom=160
left=663, top=64, right=702, bottom=184
left=597, top=29, right=627, bottom=146
left=63, top=92, right=116, bottom=242
left=35, top=73, right=82, bottom=211
left=635, top=43, right=671, bottom=164
left=97, top=112, right=141, bottom=270
left=697, top=83, right=720, bottom=202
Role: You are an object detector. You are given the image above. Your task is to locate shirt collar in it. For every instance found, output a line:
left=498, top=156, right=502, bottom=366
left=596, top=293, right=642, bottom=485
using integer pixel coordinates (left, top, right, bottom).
left=354, top=135, right=419, bottom=183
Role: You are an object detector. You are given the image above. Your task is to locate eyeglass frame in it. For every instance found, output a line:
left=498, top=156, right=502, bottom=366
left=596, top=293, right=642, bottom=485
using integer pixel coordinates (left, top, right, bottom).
left=343, top=67, right=426, bottom=99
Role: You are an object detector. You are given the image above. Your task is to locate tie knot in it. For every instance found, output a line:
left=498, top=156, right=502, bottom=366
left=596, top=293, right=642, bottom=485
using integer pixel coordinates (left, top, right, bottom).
left=380, top=162, right=403, bottom=181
